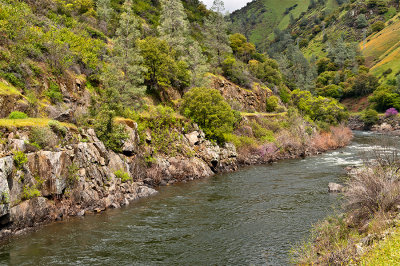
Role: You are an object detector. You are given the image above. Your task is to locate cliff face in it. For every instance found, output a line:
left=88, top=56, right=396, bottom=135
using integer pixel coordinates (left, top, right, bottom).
left=0, top=122, right=238, bottom=238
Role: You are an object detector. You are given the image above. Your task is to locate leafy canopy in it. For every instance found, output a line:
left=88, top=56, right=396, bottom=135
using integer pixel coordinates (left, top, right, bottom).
left=181, top=87, right=238, bottom=144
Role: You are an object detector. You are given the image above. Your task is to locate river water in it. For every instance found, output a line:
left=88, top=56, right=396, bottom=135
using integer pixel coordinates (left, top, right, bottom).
left=0, top=132, right=396, bottom=265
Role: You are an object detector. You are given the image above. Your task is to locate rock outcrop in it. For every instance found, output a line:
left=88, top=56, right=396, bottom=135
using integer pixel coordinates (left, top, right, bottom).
left=211, top=75, right=273, bottom=112
left=0, top=122, right=238, bottom=238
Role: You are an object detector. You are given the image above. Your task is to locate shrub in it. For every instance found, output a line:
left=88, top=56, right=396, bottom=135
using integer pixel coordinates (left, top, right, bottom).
left=22, top=185, right=41, bottom=200
left=316, top=84, right=344, bottom=99
left=13, top=151, right=27, bottom=170
left=291, top=89, right=348, bottom=126
left=46, top=81, right=63, bottom=103
left=362, top=109, right=379, bottom=128
left=48, top=120, right=67, bottom=137
left=29, top=127, right=58, bottom=149
left=266, top=96, right=279, bottom=112
left=371, top=21, right=385, bottom=32
left=8, top=111, right=28, bottom=119
left=94, top=109, right=128, bottom=153
left=114, top=170, right=132, bottom=183
left=345, top=164, right=400, bottom=226
left=181, top=87, right=238, bottom=144
left=385, top=108, right=398, bottom=117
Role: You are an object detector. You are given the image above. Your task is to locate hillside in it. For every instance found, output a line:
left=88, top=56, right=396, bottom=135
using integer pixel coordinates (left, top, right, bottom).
left=230, top=0, right=311, bottom=49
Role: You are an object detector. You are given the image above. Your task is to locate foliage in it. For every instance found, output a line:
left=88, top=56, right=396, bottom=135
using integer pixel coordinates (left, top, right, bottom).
left=371, top=21, right=385, bottom=32
left=361, top=109, right=379, bottom=128
left=67, top=163, right=79, bottom=187
left=181, top=87, right=238, bottom=144
left=291, top=89, right=348, bottom=127
left=266, top=96, right=279, bottom=112
left=94, top=108, right=128, bottom=153
left=22, top=185, right=41, bottom=200
left=46, top=81, right=63, bottom=103
left=203, top=0, right=232, bottom=67
left=385, top=108, right=398, bottom=117
left=222, top=56, right=252, bottom=88
left=248, top=59, right=282, bottom=86
left=13, top=151, right=28, bottom=170
left=316, top=84, right=343, bottom=99
left=48, top=120, right=67, bottom=137
left=114, top=170, right=132, bottom=183
left=8, top=111, right=28, bottom=120
left=229, top=33, right=256, bottom=62
left=29, top=127, right=58, bottom=149
left=138, top=37, right=190, bottom=92
left=369, top=85, right=400, bottom=112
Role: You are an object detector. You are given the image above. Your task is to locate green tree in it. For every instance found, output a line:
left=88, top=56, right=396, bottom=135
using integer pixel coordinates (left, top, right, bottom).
left=97, top=0, right=113, bottom=32
left=138, top=37, right=189, bottom=92
left=158, top=0, right=208, bottom=87
left=102, top=0, right=146, bottom=109
left=181, top=87, right=238, bottom=143
left=356, top=14, right=368, bottom=29
left=158, top=0, right=189, bottom=59
left=203, top=0, right=232, bottom=67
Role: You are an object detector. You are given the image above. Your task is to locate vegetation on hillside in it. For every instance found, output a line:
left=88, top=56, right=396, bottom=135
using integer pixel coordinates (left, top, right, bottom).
left=0, top=0, right=349, bottom=156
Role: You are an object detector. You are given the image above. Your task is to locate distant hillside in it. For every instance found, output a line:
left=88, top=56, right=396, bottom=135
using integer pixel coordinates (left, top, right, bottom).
left=230, top=0, right=311, bottom=49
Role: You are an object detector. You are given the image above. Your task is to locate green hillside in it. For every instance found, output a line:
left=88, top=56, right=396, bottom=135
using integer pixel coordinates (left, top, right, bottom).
left=230, top=0, right=311, bottom=49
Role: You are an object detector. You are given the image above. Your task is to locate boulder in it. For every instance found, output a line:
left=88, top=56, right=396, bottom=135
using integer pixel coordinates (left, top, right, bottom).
left=185, top=131, right=201, bottom=146
left=328, top=182, right=344, bottom=193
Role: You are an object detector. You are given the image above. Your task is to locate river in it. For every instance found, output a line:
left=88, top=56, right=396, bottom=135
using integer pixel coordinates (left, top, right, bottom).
left=0, top=131, right=396, bottom=265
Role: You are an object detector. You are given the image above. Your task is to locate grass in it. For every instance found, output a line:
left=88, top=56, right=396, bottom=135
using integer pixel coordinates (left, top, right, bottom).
left=0, top=118, right=76, bottom=129
left=240, top=111, right=287, bottom=117
left=361, top=15, right=400, bottom=81
left=0, top=81, right=21, bottom=96
left=360, top=227, right=400, bottom=265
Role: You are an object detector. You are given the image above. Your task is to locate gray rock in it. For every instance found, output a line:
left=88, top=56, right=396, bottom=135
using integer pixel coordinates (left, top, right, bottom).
left=328, top=182, right=344, bottom=193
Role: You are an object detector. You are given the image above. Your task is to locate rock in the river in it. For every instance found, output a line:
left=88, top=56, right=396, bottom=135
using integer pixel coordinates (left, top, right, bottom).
left=328, top=182, right=344, bottom=193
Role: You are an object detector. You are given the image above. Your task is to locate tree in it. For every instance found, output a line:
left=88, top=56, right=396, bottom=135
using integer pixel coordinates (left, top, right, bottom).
left=158, top=0, right=189, bottom=59
left=356, top=14, right=368, bottom=29
left=102, top=0, right=146, bottom=109
left=203, top=0, right=232, bottom=67
left=181, top=87, right=237, bottom=143
left=229, top=33, right=256, bottom=62
left=138, top=37, right=190, bottom=92
left=97, top=0, right=112, bottom=33
left=158, top=0, right=208, bottom=87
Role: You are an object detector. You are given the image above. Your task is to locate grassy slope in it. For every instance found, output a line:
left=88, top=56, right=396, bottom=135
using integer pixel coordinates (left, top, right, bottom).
left=362, top=15, right=400, bottom=81
left=230, top=0, right=310, bottom=48
left=360, top=227, right=400, bottom=264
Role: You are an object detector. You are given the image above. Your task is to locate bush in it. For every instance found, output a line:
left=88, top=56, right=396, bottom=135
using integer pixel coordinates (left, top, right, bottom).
left=22, top=185, right=41, bottom=200
left=316, top=84, right=344, bottom=99
left=114, top=170, right=132, bottom=183
left=362, top=109, right=379, bottom=128
left=48, top=120, right=67, bottom=137
left=8, top=111, right=28, bottom=119
left=181, top=87, right=238, bottom=144
left=385, top=108, right=398, bottom=117
left=369, top=85, right=400, bottom=112
left=266, top=96, right=279, bottom=112
left=13, top=151, right=27, bottom=170
left=291, top=89, right=348, bottom=126
left=46, top=81, right=63, bottom=103
left=371, top=21, right=385, bottom=32
left=94, top=109, right=128, bottom=153
left=29, top=127, right=58, bottom=149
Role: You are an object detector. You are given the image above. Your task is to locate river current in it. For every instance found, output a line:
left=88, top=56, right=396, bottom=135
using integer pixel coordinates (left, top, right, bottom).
left=0, top=131, right=396, bottom=265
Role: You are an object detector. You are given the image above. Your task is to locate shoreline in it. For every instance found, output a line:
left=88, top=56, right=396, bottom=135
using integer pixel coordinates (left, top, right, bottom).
left=0, top=125, right=353, bottom=242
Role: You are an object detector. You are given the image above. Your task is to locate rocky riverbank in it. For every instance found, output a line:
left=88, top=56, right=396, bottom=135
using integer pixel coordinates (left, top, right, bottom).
left=0, top=121, right=352, bottom=240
